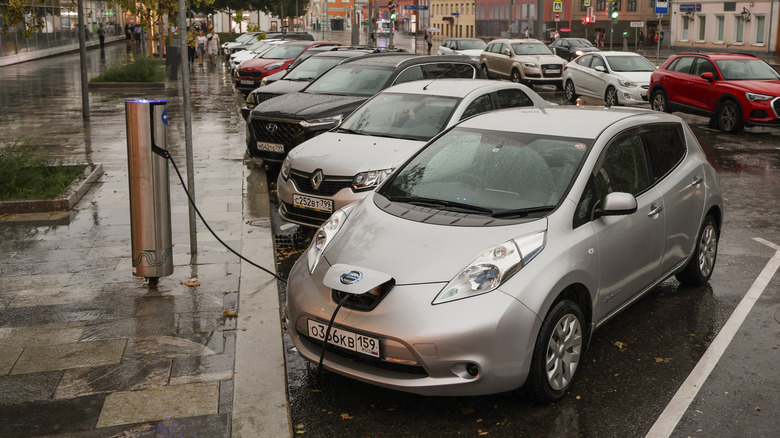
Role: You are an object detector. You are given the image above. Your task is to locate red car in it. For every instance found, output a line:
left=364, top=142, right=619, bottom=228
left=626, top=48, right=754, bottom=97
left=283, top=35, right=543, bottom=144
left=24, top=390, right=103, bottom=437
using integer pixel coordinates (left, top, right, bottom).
left=234, top=41, right=343, bottom=95
left=649, top=52, right=780, bottom=133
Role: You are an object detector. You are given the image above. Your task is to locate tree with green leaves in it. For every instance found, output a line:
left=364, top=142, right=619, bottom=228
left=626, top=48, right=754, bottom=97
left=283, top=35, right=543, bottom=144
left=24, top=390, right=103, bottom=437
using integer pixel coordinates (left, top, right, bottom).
left=2, top=0, right=46, bottom=38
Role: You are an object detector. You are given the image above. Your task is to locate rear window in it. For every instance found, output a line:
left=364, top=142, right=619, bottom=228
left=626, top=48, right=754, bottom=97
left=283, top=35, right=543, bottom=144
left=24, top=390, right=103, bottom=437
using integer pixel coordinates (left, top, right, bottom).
left=306, top=65, right=395, bottom=96
left=394, top=63, right=476, bottom=85
left=668, top=56, right=696, bottom=74
left=643, top=124, right=685, bottom=180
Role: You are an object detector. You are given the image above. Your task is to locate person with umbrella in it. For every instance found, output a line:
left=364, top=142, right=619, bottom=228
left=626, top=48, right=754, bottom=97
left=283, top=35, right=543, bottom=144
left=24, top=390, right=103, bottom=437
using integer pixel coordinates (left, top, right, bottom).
left=424, top=30, right=432, bottom=54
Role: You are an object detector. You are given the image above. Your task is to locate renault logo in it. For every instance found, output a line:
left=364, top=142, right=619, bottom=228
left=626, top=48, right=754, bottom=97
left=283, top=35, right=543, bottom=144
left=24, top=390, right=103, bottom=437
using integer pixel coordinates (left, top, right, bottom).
left=340, top=271, right=363, bottom=285
left=311, top=170, right=324, bottom=190
left=266, top=123, right=278, bottom=132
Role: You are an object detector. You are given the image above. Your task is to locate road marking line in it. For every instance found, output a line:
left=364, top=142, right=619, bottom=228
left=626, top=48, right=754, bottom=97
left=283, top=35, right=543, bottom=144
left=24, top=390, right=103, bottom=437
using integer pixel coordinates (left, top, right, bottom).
left=646, top=238, right=780, bottom=438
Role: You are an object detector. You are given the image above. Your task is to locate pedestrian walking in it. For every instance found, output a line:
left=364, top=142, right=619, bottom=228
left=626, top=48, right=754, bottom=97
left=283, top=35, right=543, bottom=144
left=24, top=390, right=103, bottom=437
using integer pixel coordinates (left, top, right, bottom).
left=196, top=29, right=207, bottom=66
left=638, top=30, right=644, bottom=50
left=187, top=27, right=197, bottom=64
left=133, top=23, right=142, bottom=49
left=98, top=24, right=106, bottom=50
left=125, top=23, right=131, bottom=40
left=424, top=31, right=432, bottom=54
left=207, top=28, right=220, bottom=66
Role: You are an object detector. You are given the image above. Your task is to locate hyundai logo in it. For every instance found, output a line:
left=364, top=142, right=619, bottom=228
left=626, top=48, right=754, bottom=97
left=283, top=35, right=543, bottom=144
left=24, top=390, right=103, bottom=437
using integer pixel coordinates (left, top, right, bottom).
left=340, top=271, right=363, bottom=285
left=311, top=170, right=324, bottom=190
left=266, top=123, right=278, bottom=132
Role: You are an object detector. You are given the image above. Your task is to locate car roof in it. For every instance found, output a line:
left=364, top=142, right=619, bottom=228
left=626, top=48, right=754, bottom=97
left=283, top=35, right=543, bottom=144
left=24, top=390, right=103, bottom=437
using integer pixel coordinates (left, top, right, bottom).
left=378, top=79, right=535, bottom=99
left=595, top=51, right=644, bottom=57
left=490, top=39, right=545, bottom=44
left=283, top=40, right=341, bottom=48
left=672, top=52, right=762, bottom=61
left=339, top=53, right=478, bottom=68
left=457, top=106, right=666, bottom=138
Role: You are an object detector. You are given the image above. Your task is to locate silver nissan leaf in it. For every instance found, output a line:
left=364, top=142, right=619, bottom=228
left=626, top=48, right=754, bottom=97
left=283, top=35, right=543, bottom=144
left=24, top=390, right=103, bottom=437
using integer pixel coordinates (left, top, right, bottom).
left=285, top=106, right=722, bottom=401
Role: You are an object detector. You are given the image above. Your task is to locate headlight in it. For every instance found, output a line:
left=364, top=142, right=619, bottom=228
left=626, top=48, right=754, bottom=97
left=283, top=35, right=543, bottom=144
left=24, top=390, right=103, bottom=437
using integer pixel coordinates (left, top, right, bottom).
left=352, top=169, right=393, bottom=191
left=617, top=78, right=638, bottom=87
left=433, top=231, right=546, bottom=304
left=522, top=62, right=538, bottom=69
left=280, top=156, right=292, bottom=181
left=306, top=204, right=356, bottom=273
left=575, top=50, right=584, bottom=56
left=300, top=114, right=343, bottom=128
left=746, top=92, right=773, bottom=102
left=260, top=77, right=268, bottom=86
left=264, top=63, right=284, bottom=71
left=246, top=92, right=257, bottom=106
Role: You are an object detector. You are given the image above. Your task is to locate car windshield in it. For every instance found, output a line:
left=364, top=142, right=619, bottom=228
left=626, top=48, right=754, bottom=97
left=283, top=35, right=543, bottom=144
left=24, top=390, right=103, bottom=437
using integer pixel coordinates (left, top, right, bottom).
left=306, top=65, right=394, bottom=96
left=338, top=93, right=459, bottom=141
left=456, top=40, right=487, bottom=50
left=285, top=56, right=345, bottom=81
left=715, top=59, right=780, bottom=80
left=511, top=42, right=554, bottom=55
left=378, top=127, right=591, bottom=213
left=569, top=39, right=595, bottom=48
left=235, top=34, right=255, bottom=43
left=263, top=44, right=307, bottom=60
left=606, top=55, right=656, bottom=72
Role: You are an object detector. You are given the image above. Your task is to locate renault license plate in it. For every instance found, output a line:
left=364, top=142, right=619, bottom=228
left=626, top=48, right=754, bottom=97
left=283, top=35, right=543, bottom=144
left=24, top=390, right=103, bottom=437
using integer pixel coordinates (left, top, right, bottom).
left=293, top=194, right=332, bottom=212
left=241, top=80, right=254, bottom=85
left=256, top=142, right=284, bottom=153
left=307, top=319, right=380, bottom=357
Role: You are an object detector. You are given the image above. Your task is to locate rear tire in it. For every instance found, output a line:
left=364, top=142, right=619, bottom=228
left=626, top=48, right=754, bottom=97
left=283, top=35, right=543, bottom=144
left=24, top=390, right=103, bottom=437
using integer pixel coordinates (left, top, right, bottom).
left=650, top=89, right=671, bottom=113
left=565, top=80, right=578, bottom=103
left=676, top=216, right=719, bottom=286
left=523, top=299, right=586, bottom=403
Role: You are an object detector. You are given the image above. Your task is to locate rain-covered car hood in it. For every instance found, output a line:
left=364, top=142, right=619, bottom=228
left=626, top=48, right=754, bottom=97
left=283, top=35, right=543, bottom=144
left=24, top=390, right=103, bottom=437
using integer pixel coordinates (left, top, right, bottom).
left=728, top=80, right=780, bottom=94
left=516, top=54, right=565, bottom=65
left=252, top=79, right=309, bottom=97
left=287, top=132, right=424, bottom=175
left=240, top=58, right=290, bottom=71
left=323, top=195, right=548, bottom=284
left=252, top=92, right=366, bottom=120
left=614, top=71, right=653, bottom=85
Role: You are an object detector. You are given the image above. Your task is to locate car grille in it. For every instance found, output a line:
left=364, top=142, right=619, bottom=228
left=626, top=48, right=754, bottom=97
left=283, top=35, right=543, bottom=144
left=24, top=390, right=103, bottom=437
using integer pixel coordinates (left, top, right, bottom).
left=332, top=280, right=394, bottom=312
left=542, top=64, right=563, bottom=78
left=253, top=92, right=281, bottom=104
left=281, top=202, right=332, bottom=226
left=298, top=330, right=428, bottom=376
left=250, top=119, right=306, bottom=146
left=238, top=70, right=265, bottom=79
left=772, top=97, right=780, bottom=117
left=289, top=169, right=352, bottom=196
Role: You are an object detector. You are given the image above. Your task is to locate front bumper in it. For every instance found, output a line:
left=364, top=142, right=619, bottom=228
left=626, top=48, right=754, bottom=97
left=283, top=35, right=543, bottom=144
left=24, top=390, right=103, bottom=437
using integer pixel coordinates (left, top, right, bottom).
left=285, top=258, right=541, bottom=396
left=617, top=85, right=649, bottom=104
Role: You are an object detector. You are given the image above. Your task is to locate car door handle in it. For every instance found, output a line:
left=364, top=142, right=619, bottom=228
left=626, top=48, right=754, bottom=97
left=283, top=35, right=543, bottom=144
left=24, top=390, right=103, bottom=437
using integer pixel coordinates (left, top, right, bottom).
left=691, top=175, right=703, bottom=186
left=648, top=203, right=663, bottom=217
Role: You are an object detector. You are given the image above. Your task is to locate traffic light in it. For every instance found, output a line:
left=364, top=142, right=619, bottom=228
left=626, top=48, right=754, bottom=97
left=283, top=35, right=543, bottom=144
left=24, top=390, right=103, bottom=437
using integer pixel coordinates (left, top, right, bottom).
left=610, top=2, right=619, bottom=20
left=389, top=0, right=397, bottom=21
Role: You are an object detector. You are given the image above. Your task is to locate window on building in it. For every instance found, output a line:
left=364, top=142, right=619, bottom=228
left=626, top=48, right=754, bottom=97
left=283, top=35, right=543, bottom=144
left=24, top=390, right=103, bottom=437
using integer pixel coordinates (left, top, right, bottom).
left=755, top=15, right=765, bottom=44
left=715, top=15, right=724, bottom=42
left=628, top=0, right=636, bottom=11
left=698, top=16, right=706, bottom=41
left=735, top=16, right=744, bottom=43
left=597, top=0, right=606, bottom=12
left=682, top=17, right=690, bottom=40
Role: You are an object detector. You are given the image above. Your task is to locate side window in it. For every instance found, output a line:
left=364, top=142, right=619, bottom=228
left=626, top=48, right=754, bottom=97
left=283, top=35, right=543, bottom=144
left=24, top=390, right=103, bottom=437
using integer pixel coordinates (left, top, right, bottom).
left=394, top=66, right=424, bottom=84
left=692, top=59, right=717, bottom=77
left=421, top=63, right=476, bottom=79
left=496, top=88, right=534, bottom=108
left=576, top=54, right=592, bottom=67
left=497, top=43, right=508, bottom=54
left=670, top=56, right=695, bottom=74
left=574, top=131, right=650, bottom=227
left=461, top=94, right=494, bottom=119
left=642, top=124, right=685, bottom=181
left=591, top=56, right=605, bottom=70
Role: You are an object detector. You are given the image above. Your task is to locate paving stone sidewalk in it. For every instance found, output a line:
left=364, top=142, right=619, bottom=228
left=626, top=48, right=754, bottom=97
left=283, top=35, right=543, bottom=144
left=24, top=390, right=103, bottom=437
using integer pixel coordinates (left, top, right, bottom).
left=0, top=42, right=286, bottom=437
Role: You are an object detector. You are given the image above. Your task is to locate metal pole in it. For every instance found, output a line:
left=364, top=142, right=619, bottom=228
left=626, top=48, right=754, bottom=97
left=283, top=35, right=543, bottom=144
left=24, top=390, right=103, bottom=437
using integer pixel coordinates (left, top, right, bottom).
left=178, top=0, right=198, bottom=259
left=77, top=0, right=89, bottom=120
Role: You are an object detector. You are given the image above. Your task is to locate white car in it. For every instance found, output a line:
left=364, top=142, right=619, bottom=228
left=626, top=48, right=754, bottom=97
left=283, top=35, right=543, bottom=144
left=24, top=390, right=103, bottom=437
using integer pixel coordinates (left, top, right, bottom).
left=277, top=79, right=551, bottom=227
left=229, top=40, right=287, bottom=72
left=563, top=52, right=657, bottom=106
left=437, top=38, right=487, bottom=61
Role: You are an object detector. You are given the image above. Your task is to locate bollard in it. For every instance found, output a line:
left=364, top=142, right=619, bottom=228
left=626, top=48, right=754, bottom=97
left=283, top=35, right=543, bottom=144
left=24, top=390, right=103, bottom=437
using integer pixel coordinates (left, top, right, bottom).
left=125, top=99, right=173, bottom=285
left=623, top=32, right=628, bottom=51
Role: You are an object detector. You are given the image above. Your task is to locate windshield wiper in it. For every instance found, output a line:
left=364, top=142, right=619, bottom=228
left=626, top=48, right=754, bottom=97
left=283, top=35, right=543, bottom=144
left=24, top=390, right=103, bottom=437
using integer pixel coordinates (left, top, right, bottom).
left=335, top=127, right=367, bottom=135
left=388, top=196, right=494, bottom=215
left=491, top=205, right=555, bottom=218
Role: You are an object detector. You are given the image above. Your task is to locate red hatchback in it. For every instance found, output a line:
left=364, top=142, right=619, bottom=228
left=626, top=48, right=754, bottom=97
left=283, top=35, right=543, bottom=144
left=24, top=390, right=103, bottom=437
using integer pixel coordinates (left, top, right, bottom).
left=234, top=41, right=343, bottom=95
left=649, top=52, right=780, bottom=133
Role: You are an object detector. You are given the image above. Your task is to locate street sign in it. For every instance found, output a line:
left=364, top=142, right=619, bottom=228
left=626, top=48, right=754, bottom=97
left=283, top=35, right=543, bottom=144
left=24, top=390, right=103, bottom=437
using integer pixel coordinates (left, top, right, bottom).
left=630, top=21, right=644, bottom=27
left=404, top=5, right=429, bottom=10
left=553, top=1, right=563, bottom=13
left=555, top=12, right=560, bottom=19
left=655, top=0, right=669, bottom=14
left=584, top=0, right=590, bottom=6
left=452, top=12, right=460, bottom=17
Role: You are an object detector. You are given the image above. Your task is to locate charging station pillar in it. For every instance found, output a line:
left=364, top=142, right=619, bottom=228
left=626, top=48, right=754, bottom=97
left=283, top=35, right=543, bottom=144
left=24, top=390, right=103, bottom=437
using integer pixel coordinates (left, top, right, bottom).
left=125, top=99, right=173, bottom=284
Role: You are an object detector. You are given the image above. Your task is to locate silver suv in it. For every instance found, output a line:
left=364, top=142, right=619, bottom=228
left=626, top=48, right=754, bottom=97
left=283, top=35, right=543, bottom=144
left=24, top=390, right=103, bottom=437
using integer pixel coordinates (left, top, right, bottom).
left=480, top=38, right=566, bottom=89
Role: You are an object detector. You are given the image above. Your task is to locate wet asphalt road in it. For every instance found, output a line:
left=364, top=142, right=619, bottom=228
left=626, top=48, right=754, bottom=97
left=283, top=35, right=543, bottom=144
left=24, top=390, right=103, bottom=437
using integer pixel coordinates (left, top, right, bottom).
left=264, top=31, right=780, bottom=438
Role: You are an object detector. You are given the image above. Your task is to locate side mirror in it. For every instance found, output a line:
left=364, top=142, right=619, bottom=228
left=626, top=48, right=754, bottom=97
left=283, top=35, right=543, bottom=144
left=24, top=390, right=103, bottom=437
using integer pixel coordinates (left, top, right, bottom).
left=701, top=72, right=715, bottom=82
left=595, top=65, right=607, bottom=73
left=601, top=192, right=638, bottom=216
left=503, top=48, right=511, bottom=56
left=552, top=48, right=557, bottom=55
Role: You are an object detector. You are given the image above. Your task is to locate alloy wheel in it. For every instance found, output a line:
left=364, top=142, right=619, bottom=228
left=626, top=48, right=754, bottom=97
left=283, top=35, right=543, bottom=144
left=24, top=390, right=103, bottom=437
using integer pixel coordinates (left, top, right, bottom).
left=698, top=223, right=717, bottom=278
left=544, top=313, right=582, bottom=391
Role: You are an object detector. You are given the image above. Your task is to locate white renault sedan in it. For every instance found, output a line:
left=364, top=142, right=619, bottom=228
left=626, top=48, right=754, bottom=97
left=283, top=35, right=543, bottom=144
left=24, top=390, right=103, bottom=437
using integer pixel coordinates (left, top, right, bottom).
left=277, top=79, right=550, bottom=227
left=563, top=51, right=656, bottom=106
left=285, top=106, right=722, bottom=400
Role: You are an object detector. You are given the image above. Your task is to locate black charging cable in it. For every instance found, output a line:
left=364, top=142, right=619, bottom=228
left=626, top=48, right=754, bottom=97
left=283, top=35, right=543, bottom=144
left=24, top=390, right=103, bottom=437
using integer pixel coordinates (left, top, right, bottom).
left=316, top=294, right=353, bottom=377
left=152, top=146, right=286, bottom=283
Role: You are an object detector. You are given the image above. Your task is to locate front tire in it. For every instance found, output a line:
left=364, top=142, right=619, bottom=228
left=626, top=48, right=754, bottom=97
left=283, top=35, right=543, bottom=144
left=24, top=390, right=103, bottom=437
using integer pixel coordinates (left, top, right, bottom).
left=565, top=80, right=578, bottom=103
left=481, top=64, right=490, bottom=79
left=523, top=300, right=586, bottom=403
left=715, top=100, right=744, bottom=133
left=511, top=69, right=522, bottom=83
left=651, top=89, right=671, bottom=113
left=605, top=86, right=620, bottom=107
left=676, top=215, right=719, bottom=286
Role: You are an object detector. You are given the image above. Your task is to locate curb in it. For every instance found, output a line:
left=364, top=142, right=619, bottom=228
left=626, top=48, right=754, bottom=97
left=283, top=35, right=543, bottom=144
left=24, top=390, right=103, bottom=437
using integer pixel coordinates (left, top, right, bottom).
left=0, top=163, right=103, bottom=214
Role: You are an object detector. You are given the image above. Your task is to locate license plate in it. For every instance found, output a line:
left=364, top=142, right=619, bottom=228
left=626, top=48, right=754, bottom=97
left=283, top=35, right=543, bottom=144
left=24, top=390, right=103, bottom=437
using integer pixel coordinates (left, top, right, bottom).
left=293, top=194, right=333, bottom=213
left=256, top=142, right=284, bottom=153
left=545, top=69, right=561, bottom=74
left=241, top=80, right=254, bottom=85
left=307, top=319, right=380, bottom=357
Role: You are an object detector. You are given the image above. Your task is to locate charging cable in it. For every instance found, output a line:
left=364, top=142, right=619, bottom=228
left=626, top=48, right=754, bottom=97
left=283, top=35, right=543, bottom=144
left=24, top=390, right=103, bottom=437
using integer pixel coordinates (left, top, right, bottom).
left=152, top=145, right=286, bottom=283
left=316, top=294, right=353, bottom=377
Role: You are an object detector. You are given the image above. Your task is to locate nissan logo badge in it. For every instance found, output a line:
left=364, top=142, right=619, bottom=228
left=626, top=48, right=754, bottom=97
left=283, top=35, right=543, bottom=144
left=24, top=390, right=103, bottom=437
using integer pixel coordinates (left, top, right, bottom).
left=340, top=271, right=363, bottom=285
left=266, top=123, right=278, bottom=132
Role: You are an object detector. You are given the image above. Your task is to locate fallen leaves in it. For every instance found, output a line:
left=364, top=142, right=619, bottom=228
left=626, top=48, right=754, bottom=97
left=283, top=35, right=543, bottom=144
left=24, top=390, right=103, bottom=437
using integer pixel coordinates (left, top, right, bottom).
left=477, top=430, right=488, bottom=436
left=339, top=413, right=353, bottom=420
left=223, top=307, right=238, bottom=318
left=614, top=341, right=628, bottom=351
left=461, top=407, right=475, bottom=415
left=180, top=277, right=200, bottom=287
left=294, top=423, right=305, bottom=434
left=654, top=357, right=672, bottom=363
